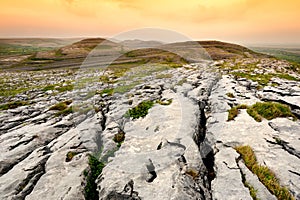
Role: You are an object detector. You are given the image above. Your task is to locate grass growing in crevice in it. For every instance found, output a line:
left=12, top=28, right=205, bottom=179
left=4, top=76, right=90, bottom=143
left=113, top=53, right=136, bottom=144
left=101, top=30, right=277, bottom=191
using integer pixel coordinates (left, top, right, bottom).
left=246, top=102, right=296, bottom=122
left=49, top=100, right=72, bottom=111
left=55, top=107, right=73, bottom=117
left=84, top=155, right=105, bottom=200
left=235, top=145, right=294, bottom=200
left=244, top=181, right=259, bottom=200
left=232, top=71, right=299, bottom=86
left=49, top=100, right=73, bottom=117
left=228, top=102, right=295, bottom=122
left=233, top=72, right=272, bottom=86
left=125, top=100, right=154, bottom=119
left=0, top=101, right=30, bottom=110
left=227, top=104, right=248, bottom=121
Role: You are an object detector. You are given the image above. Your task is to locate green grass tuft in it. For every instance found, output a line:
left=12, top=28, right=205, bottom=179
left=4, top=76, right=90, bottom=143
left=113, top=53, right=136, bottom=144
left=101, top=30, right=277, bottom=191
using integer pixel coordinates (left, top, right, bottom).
left=42, top=84, right=73, bottom=93
left=227, top=104, right=248, bottom=121
left=235, top=145, right=294, bottom=200
left=246, top=102, right=295, bottom=122
left=49, top=100, right=73, bottom=117
left=84, top=155, right=105, bottom=200
left=98, top=88, right=114, bottom=96
left=244, top=181, right=258, bottom=200
left=49, top=100, right=72, bottom=111
left=0, top=101, right=30, bottom=110
left=126, top=101, right=154, bottom=119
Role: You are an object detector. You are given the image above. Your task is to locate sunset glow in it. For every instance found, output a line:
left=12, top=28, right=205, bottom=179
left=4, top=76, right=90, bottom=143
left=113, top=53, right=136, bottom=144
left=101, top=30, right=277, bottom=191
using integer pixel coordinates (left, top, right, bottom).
left=1, top=0, right=299, bottom=44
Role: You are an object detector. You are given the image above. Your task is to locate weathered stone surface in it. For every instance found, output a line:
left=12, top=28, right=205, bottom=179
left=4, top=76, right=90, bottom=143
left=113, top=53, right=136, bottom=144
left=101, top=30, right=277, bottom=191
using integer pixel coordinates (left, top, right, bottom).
left=211, top=147, right=252, bottom=200
left=1, top=55, right=300, bottom=200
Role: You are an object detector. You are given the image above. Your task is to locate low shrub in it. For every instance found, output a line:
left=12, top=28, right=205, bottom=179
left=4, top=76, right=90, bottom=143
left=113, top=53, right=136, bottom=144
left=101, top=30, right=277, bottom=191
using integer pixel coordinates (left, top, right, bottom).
left=113, top=130, right=125, bottom=147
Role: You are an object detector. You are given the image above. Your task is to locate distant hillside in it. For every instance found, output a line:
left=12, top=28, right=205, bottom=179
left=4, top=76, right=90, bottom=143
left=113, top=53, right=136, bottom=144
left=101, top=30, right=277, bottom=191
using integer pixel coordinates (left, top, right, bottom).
left=0, top=38, right=270, bottom=71
left=198, top=41, right=268, bottom=60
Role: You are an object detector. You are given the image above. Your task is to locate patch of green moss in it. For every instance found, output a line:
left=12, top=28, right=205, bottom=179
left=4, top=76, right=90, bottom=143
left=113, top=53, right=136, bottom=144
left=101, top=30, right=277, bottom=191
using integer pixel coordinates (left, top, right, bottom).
left=275, top=73, right=298, bottom=81
left=55, top=107, right=73, bottom=117
left=126, top=101, right=154, bottom=119
left=49, top=100, right=73, bottom=117
left=0, top=87, right=31, bottom=97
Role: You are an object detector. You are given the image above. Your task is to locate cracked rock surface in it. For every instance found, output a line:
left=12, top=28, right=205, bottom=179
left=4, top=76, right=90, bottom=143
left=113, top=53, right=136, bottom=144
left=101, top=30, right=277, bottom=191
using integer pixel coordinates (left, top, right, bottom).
left=0, top=56, right=300, bottom=200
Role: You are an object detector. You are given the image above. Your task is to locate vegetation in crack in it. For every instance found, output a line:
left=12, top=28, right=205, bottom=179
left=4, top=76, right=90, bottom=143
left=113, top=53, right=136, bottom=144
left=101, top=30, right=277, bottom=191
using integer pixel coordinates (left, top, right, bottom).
left=49, top=100, right=73, bottom=117
left=237, top=158, right=259, bottom=200
left=247, top=102, right=296, bottom=122
left=84, top=155, right=105, bottom=200
left=227, top=102, right=296, bottom=122
left=227, top=104, right=248, bottom=121
left=244, top=181, right=259, bottom=200
left=125, top=100, right=154, bottom=119
left=0, top=100, right=30, bottom=110
left=235, top=145, right=294, bottom=200
left=49, top=100, right=72, bottom=111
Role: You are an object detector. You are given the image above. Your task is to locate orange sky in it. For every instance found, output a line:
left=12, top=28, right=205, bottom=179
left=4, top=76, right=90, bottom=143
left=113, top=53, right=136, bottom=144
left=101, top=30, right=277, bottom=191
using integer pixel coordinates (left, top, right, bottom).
left=0, top=0, right=299, bottom=44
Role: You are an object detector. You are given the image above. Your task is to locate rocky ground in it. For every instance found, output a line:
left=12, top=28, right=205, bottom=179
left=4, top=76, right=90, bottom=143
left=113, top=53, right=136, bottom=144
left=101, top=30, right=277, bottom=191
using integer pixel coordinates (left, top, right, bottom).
left=0, top=40, right=300, bottom=200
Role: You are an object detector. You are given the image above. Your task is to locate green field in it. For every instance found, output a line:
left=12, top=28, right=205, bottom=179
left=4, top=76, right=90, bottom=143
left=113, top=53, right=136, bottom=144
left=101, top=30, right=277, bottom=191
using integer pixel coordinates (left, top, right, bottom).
left=250, top=46, right=300, bottom=64
left=0, top=43, right=54, bottom=56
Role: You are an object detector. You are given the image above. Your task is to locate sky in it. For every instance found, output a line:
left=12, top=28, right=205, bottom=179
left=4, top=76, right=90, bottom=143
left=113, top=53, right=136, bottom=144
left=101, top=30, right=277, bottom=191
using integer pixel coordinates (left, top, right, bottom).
left=0, top=0, right=300, bottom=44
